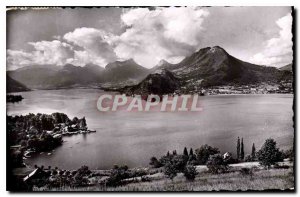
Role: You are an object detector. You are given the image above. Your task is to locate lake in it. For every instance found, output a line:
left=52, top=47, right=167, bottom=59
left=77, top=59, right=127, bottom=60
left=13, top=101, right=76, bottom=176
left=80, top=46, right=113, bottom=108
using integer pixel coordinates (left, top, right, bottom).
left=7, top=89, right=294, bottom=170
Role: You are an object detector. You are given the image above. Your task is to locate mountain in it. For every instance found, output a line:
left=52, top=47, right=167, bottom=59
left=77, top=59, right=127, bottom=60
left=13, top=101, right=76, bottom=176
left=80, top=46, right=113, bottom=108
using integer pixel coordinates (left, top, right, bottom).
left=150, top=59, right=174, bottom=72
left=120, top=69, right=180, bottom=95
left=154, top=46, right=291, bottom=87
left=103, top=59, right=149, bottom=83
left=279, top=64, right=293, bottom=72
left=121, top=46, right=293, bottom=95
left=7, top=75, right=30, bottom=93
left=8, top=65, right=60, bottom=89
left=51, top=64, right=105, bottom=87
left=7, top=60, right=150, bottom=89
left=8, top=64, right=105, bottom=89
left=7, top=46, right=291, bottom=92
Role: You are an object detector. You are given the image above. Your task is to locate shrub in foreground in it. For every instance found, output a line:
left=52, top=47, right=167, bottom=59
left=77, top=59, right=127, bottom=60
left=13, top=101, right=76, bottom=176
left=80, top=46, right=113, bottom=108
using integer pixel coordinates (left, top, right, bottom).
left=206, top=154, right=228, bottom=174
left=195, top=144, right=220, bottom=165
left=257, top=138, right=283, bottom=168
left=240, top=167, right=253, bottom=177
left=107, top=165, right=130, bottom=187
left=183, top=165, right=198, bottom=181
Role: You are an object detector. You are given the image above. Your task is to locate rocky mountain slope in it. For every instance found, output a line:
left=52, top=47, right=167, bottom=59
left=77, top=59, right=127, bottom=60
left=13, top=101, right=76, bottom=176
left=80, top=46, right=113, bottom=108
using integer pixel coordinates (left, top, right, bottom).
left=7, top=75, right=30, bottom=93
left=156, top=46, right=290, bottom=87
left=120, top=69, right=180, bottom=95
left=102, top=59, right=149, bottom=83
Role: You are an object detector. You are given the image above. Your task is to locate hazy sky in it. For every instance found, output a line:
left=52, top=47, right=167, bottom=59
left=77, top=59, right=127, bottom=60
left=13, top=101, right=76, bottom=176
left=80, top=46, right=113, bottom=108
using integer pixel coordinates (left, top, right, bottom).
left=7, top=7, right=293, bottom=70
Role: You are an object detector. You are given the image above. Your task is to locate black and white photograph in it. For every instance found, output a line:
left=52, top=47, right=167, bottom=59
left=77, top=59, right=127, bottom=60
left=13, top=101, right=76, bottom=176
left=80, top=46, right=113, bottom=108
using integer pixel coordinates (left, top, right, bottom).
left=6, top=6, right=294, bottom=192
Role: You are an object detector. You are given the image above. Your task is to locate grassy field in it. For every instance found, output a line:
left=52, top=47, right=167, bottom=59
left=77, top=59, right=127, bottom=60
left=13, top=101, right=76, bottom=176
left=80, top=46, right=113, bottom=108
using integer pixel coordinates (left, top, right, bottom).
left=34, top=162, right=294, bottom=191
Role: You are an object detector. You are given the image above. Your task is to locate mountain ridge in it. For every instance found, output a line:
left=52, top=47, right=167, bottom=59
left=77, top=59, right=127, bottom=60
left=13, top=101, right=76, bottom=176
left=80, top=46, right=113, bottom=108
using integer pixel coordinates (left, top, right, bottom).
left=7, top=46, right=292, bottom=93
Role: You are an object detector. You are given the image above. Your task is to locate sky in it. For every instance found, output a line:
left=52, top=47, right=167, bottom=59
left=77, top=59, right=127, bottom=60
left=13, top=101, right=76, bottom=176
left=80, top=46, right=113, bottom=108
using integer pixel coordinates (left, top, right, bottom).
left=6, top=7, right=293, bottom=70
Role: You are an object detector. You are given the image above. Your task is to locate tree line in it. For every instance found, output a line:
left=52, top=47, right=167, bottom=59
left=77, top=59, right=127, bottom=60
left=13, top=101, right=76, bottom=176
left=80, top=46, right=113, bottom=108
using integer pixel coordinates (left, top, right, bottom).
left=149, top=137, right=294, bottom=180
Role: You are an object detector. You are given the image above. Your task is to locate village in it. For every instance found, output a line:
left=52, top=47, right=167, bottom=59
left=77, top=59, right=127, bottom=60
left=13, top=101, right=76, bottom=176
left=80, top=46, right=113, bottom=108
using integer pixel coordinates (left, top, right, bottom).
left=178, top=80, right=293, bottom=95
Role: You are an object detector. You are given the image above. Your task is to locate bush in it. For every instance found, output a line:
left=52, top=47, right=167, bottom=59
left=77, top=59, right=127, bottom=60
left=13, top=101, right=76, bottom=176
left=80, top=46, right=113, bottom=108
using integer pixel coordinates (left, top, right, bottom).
left=149, top=156, right=162, bottom=168
left=273, top=164, right=290, bottom=169
left=282, top=149, right=294, bottom=161
left=239, top=167, right=253, bottom=176
left=195, top=144, right=220, bottom=165
left=73, top=165, right=91, bottom=186
left=244, top=154, right=252, bottom=162
left=184, top=165, right=198, bottom=181
left=206, top=154, right=228, bottom=174
left=257, top=138, right=284, bottom=168
left=162, top=154, right=188, bottom=180
left=161, top=154, right=188, bottom=180
left=107, top=165, right=130, bottom=187
left=141, top=176, right=151, bottom=182
left=164, top=161, right=178, bottom=180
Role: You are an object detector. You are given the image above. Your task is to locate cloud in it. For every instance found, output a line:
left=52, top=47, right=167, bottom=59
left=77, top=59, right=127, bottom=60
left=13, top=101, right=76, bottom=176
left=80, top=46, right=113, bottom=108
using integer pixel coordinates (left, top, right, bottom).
left=29, top=40, right=74, bottom=65
left=113, top=7, right=209, bottom=68
left=7, top=50, right=33, bottom=70
left=63, top=27, right=117, bottom=66
left=7, top=40, right=74, bottom=70
left=7, top=7, right=293, bottom=70
left=69, top=50, right=111, bottom=66
left=249, top=13, right=293, bottom=67
left=7, top=28, right=118, bottom=69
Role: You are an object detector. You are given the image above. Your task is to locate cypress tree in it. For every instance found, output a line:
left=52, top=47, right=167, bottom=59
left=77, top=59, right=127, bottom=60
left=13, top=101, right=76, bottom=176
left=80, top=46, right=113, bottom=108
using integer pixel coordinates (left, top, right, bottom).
left=251, top=143, right=256, bottom=160
left=183, top=147, right=188, bottom=156
left=189, top=148, right=194, bottom=156
left=241, top=138, right=245, bottom=160
left=173, top=150, right=177, bottom=155
left=237, top=137, right=240, bottom=160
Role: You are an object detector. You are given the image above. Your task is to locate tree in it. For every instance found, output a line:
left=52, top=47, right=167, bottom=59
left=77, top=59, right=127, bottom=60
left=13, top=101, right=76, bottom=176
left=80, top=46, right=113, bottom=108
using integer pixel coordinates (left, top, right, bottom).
left=241, top=138, right=244, bottom=160
left=189, top=148, right=194, bottom=156
left=237, top=137, right=240, bottom=160
left=163, top=155, right=188, bottom=180
left=172, top=150, right=177, bottom=155
left=282, top=149, right=294, bottom=161
left=166, top=151, right=170, bottom=157
left=183, top=147, right=189, bottom=157
left=244, top=154, right=252, bottom=162
left=184, top=165, right=198, bottom=181
left=206, top=154, right=228, bottom=174
left=149, top=156, right=162, bottom=168
left=172, top=155, right=187, bottom=172
left=195, top=144, right=220, bottom=165
left=73, top=165, right=91, bottom=186
left=107, top=165, right=130, bottom=186
left=257, top=138, right=284, bottom=168
left=164, top=161, right=177, bottom=180
left=251, top=143, right=256, bottom=161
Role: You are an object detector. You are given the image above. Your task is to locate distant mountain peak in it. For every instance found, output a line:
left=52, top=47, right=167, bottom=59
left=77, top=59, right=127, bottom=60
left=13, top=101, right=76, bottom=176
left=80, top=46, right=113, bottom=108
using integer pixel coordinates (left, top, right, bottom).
left=209, top=46, right=226, bottom=53
left=157, top=59, right=169, bottom=67
left=84, top=63, right=104, bottom=71
left=126, top=58, right=136, bottom=63
left=152, top=68, right=169, bottom=75
left=105, top=59, right=141, bottom=70
left=63, top=64, right=77, bottom=69
left=121, top=68, right=179, bottom=95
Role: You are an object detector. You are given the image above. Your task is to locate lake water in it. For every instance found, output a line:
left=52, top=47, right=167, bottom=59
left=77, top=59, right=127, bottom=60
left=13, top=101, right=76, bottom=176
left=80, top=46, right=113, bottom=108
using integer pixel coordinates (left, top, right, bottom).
left=7, top=89, right=294, bottom=170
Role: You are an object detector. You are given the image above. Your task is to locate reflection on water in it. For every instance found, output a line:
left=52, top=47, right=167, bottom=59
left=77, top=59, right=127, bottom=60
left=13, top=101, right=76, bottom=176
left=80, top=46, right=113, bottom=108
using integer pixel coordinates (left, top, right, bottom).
left=7, top=89, right=294, bottom=170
